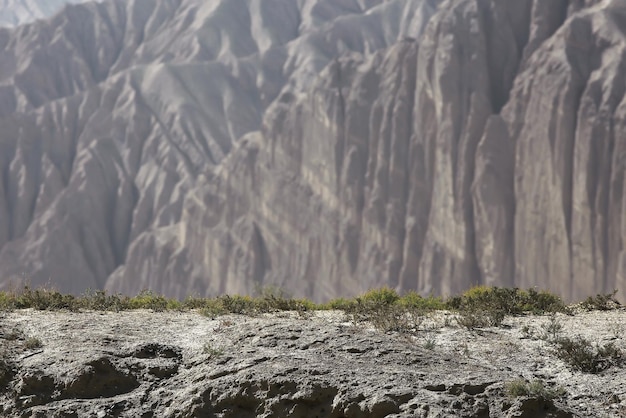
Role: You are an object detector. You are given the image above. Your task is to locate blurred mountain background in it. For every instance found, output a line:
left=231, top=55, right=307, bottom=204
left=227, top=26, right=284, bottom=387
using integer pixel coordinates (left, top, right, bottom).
left=0, top=0, right=623, bottom=302
left=0, top=0, right=101, bottom=27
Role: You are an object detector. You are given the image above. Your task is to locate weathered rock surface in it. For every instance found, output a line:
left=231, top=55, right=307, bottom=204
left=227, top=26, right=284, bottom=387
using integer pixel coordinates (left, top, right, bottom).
left=0, top=0, right=623, bottom=301
left=0, top=309, right=624, bottom=417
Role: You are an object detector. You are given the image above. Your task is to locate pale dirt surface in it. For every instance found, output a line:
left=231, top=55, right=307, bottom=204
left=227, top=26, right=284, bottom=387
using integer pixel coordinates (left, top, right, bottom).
left=0, top=308, right=625, bottom=417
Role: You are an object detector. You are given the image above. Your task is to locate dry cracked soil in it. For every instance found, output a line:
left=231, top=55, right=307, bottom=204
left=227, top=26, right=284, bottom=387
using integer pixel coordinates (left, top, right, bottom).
left=0, top=308, right=625, bottom=417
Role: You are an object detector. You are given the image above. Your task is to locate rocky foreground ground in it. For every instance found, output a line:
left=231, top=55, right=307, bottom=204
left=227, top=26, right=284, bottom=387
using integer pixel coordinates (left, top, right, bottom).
left=0, top=308, right=625, bottom=417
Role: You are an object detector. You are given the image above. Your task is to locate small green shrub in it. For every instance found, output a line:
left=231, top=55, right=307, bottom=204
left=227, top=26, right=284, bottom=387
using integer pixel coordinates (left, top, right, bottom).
left=323, top=289, right=443, bottom=318
left=581, top=290, right=621, bottom=311
left=198, top=291, right=318, bottom=318
left=79, top=290, right=131, bottom=311
left=520, top=324, right=535, bottom=339
left=0, top=292, right=17, bottom=310
left=447, top=287, right=566, bottom=329
left=399, top=291, right=446, bottom=311
left=203, top=343, right=224, bottom=358
left=166, top=299, right=183, bottom=310
left=260, top=295, right=315, bottom=313
left=540, top=315, right=563, bottom=342
left=359, top=287, right=400, bottom=305
left=554, top=336, right=624, bottom=373
left=423, top=336, right=436, bottom=350
left=520, top=288, right=568, bottom=314
left=24, top=337, right=42, bottom=350
left=181, top=296, right=211, bottom=310
left=324, top=298, right=353, bottom=310
left=506, top=379, right=566, bottom=399
left=128, top=290, right=169, bottom=312
left=221, top=295, right=257, bottom=314
left=15, top=286, right=78, bottom=311
left=456, top=309, right=504, bottom=329
left=447, top=286, right=565, bottom=317
left=200, top=300, right=228, bottom=318
left=345, top=294, right=423, bottom=333
left=252, top=286, right=315, bottom=313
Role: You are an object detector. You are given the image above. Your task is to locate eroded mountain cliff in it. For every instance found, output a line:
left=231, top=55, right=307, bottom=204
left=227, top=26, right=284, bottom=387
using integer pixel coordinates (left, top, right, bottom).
left=0, top=0, right=623, bottom=302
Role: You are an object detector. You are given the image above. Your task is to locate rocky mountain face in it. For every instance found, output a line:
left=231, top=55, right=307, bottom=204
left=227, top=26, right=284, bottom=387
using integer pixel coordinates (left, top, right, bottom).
left=0, top=0, right=623, bottom=302
left=0, top=0, right=96, bottom=27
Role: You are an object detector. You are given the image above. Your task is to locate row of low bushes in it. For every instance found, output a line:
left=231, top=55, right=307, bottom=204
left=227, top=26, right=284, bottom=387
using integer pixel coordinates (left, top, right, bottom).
left=339, top=286, right=571, bottom=332
left=0, top=286, right=318, bottom=314
left=0, top=284, right=618, bottom=317
left=1, top=285, right=622, bottom=375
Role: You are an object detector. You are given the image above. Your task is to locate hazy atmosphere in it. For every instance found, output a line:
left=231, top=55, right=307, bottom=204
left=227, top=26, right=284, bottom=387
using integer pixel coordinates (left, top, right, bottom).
left=0, top=1, right=625, bottom=417
left=0, top=0, right=624, bottom=303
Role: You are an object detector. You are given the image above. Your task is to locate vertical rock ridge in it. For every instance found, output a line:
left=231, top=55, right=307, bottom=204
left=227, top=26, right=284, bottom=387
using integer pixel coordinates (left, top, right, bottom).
left=0, top=0, right=623, bottom=302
